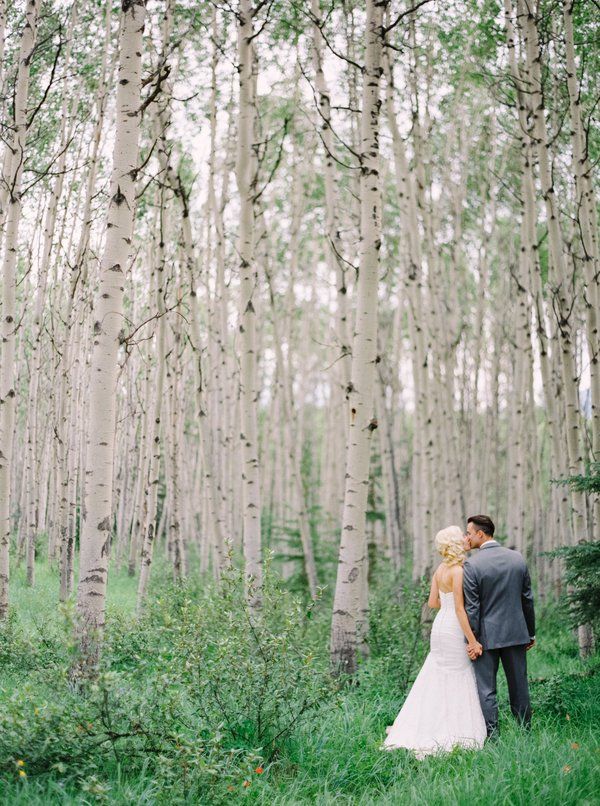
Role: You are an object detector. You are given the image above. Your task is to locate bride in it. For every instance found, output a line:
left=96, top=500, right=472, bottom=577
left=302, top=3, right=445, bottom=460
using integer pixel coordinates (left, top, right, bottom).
left=381, top=525, right=486, bottom=758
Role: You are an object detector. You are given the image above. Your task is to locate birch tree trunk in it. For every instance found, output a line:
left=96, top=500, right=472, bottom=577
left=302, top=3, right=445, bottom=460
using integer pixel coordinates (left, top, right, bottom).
left=311, top=0, right=350, bottom=527
left=563, top=0, right=599, bottom=534
left=0, top=0, right=39, bottom=620
left=136, top=204, right=168, bottom=609
left=517, top=0, right=587, bottom=543
left=330, top=0, right=386, bottom=674
left=504, top=0, right=568, bottom=559
left=265, top=262, right=318, bottom=597
left=236, top=0, right=262, bottom=605
left=0, top=0, right=6, bottom=98
left=384, top=43, right=431, bottom=576
left=376, top=357, right=402, bottom=570
left=75, top=0, right=146, bottom=670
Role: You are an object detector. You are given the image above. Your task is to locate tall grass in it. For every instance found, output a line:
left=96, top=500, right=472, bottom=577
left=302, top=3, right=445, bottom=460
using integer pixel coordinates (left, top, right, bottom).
left=0, top=558, right=598, bottom=805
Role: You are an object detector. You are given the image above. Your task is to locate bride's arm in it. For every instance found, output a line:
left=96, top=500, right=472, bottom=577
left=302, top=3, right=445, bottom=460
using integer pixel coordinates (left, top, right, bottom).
left=427, top=571, right=441, bottom=609
left=451, top=566, right=482, bottom=653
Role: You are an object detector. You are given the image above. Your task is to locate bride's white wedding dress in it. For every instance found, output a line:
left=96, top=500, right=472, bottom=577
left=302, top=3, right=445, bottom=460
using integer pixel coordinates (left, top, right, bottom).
left=381, top=589, right=486, bottom=758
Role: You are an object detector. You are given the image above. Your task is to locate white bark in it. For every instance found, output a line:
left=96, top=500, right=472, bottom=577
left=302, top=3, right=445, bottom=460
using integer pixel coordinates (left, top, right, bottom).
left=136, top=204, right=168, bottom=609
left=563, top=0, right=599, bottom=535
left=236, top=0, right=262, bottom=604
left=330, top=0, right=385, bottom=674
left=0, top=0, right=39, bottom=620
left=518, top=0, right=587, bottom=540
left=75, top=0, right=146, bottom=668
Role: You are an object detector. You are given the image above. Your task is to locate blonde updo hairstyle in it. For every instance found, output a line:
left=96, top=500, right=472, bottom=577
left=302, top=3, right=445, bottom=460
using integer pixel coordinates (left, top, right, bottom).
left=435, top=525, right=466, bottom=567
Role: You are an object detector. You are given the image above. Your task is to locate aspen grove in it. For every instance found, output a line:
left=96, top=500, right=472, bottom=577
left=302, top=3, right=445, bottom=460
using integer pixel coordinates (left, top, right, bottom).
left=0, top=0, right=599, bottom=712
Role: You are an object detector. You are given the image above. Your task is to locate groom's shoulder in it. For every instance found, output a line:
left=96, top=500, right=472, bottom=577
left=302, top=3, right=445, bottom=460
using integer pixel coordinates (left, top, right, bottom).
left=502, top=545, right=528, bottom=565
left=490, top=545, right=530, bottom=574
left=466, top=544, right=523, bottom=565
left=464, top=551, right=486, bottom=571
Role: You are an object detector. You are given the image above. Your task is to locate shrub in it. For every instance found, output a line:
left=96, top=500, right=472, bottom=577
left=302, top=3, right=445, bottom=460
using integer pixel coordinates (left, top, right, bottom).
left=154, top=550, right=336, bottom=759
left=0, top=609, right=68, bottom=674
left=0, top=551, right=336, bottom=802
left=530, top=661, right=600, bottom=719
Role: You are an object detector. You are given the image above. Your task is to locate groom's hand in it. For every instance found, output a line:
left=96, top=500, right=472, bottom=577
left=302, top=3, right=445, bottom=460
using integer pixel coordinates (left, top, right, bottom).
left=525, top=638, right=536, bottom=651
left=466, top=641, right=483, bottom=660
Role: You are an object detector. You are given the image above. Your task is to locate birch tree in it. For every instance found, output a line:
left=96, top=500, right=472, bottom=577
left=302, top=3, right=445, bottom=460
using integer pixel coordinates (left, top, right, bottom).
left=0, top=0, right=39, bottom=620
left=75, top=0, right=146, bottom=670
left=236, top=0, right=262, bottom=604
left=330, top=0, right=387, bottom=674
left=0, top=0, right=595, bottom=662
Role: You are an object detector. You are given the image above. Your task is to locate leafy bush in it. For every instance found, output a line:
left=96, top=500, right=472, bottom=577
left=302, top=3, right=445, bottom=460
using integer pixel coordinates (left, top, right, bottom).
left=530, top=660, right=600, bottom=719
left=0, top=552, right=336, bottom=802
left=150, top=550, right=336, bottom=759
left=0, top=609, right=68, bottom=674
left=0, top=667, right=264, bottom=802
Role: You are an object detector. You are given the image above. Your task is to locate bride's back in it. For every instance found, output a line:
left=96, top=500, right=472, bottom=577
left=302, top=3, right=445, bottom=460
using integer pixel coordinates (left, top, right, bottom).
left=435, top=562, right=460, bottom=593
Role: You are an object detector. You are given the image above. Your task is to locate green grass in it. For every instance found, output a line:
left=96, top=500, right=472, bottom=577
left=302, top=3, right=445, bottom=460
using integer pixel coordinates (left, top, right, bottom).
left=253, top=687, right=600, bottom=805
left=1, top=559, right=599, bottom=805
left=0, top=560, right=138, bottom=694
left=8, top=558, right=137, bottom=630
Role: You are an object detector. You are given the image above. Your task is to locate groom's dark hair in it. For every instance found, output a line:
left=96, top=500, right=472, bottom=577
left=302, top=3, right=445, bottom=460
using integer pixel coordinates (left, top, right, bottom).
left=467, top=514, right=495, bottom=536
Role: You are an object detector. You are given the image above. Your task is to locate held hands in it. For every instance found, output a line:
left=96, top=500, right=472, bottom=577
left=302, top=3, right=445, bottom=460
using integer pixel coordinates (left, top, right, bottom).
left=466, top=640, right=483, bottom=661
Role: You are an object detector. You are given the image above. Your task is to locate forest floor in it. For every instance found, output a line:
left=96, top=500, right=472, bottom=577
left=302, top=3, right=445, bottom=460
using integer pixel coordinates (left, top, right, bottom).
left=0, top=559, right=599, bottom=806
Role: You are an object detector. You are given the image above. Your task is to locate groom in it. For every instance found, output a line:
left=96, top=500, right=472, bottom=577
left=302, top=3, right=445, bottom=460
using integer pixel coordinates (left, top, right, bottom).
left=462, top=515, right=536, bottom=738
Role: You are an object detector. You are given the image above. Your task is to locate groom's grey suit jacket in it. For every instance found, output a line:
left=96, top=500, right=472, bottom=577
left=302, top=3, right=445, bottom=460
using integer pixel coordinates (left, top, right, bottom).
left=463, top=543, right=535, bottom=650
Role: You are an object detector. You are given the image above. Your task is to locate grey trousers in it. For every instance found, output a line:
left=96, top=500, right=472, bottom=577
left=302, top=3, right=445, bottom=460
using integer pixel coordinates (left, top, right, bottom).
left=472, top=644, right=531, bottom=736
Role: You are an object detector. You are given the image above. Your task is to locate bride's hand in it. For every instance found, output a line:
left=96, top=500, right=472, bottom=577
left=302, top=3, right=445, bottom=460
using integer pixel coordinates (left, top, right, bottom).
left=466, top=641, right=483, bottom=660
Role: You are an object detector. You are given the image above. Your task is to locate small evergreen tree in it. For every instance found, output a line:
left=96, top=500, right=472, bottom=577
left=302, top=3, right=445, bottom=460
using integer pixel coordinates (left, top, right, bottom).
left=549, top=464, right=600, bottom=641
